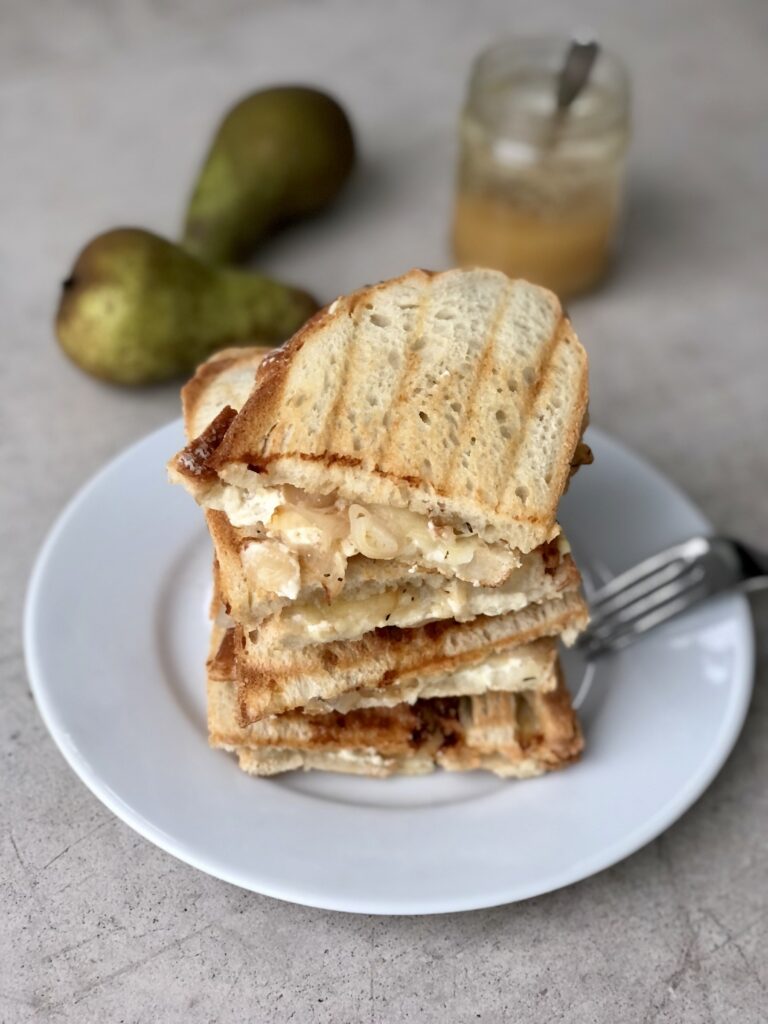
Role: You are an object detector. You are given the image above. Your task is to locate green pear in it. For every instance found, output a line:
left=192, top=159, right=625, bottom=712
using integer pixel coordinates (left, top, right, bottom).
left=55, top=228, right=318, bottom=385
left=183, top=86, right=355, bottom=264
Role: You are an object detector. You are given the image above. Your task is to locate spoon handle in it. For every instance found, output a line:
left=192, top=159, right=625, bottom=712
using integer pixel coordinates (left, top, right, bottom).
left=557, top=40, right=600, bottom=111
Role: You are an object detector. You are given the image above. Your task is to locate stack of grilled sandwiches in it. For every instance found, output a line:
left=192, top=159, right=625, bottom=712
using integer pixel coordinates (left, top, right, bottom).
left=169, top=268, right=591, bottom=779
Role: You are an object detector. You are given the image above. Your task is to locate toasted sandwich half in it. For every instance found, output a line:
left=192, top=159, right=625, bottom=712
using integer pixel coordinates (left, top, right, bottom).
left=208, top=626, right=584, bottom=778
left=234, top=589, right=588, bottom=721
left=170, top=269, right=590, bottom=605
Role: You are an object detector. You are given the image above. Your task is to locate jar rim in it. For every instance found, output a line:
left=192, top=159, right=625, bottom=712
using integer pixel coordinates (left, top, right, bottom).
left=466, top=35, right=630, bottom=142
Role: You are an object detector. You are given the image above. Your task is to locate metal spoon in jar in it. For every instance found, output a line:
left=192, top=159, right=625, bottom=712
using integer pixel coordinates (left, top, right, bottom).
left=542, top=38, right=600, bottom=151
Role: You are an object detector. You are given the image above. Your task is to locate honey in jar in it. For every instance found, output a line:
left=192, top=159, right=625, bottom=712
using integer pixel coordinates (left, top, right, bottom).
left=452, top=38, right=630, bottom=298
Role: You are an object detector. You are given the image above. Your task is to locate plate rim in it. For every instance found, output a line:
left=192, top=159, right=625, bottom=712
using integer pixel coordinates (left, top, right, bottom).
left=23, top=420, right=755, bottom=915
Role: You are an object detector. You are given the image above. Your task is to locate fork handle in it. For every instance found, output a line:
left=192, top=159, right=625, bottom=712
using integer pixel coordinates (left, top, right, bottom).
left=732, top=539, right=768, bottom=581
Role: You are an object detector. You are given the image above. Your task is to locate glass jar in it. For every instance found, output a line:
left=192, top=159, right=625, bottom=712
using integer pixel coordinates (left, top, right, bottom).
left=452, top=37, right=630, bottom=298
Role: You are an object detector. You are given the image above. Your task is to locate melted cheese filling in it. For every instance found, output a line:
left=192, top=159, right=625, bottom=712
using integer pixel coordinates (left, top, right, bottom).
left=279, top=576, right=535, bottom=644
left=204, top=480, right=523, bottom=594
left=254, top=534, right=573, bottom=642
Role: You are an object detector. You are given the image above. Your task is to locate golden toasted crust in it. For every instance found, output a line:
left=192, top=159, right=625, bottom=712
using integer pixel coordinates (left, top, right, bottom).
left=174, top=269, right=588, bottom=551
left=235, top=589, right=589, bottom=722
left=210, top=617, right=560, bottom=713
left=436, top=678, right=584, bottom=774
left=207, top=628, right=583, bottom=778
left=181, top=346, right=272, bottom=440
left=306, top=639, right=558, bottom=715
left=210, top=557, right=224, bottom=621
left=172, top=406, right=238, bottom=484
left=205, top=509, right=254, bottom=620
left=208, top=626, right=236, bottom=679
left=234, top=748, right=435, bottom=778
left=210, top=680, right=435, bottom=757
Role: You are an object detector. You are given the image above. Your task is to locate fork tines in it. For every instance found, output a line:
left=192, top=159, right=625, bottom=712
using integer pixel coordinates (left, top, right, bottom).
left=579, top=537, right=742, bottom=657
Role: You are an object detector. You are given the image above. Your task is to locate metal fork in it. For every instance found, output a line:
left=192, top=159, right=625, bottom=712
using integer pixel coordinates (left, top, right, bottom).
left=578, top=536, right=768, bottom=659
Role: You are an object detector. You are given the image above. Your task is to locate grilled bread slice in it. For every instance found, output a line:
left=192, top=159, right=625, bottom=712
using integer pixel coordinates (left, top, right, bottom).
left=301, top=638, right=558, bottom=714
left=171, top=270, right=589, bottom=597
left=208, top=626, right=583, bottom=778
left=234, top=589, right=589, bottom=721
left=181, top=345, right=271, bottom=439
left=211, top=622, right=559, bottom=714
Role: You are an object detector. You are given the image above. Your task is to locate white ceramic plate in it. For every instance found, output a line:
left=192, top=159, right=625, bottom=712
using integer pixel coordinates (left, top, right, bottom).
left=24, top=424, right=753, bottom=915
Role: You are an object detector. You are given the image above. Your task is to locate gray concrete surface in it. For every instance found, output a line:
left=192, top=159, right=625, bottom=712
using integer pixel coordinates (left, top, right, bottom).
left=2, top=1, right=767, bottom=1020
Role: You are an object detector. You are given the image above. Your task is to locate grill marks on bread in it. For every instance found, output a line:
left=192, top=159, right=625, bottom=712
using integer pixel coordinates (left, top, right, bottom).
left=496, top=312, right=568, bottom=510
left=199, top=269, right=588, bottom=552
left=235, top=589, right=589, bottom=722
left=207, top=645, right=584, bottom=777
left=440, top=277, right=512, bottom=501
